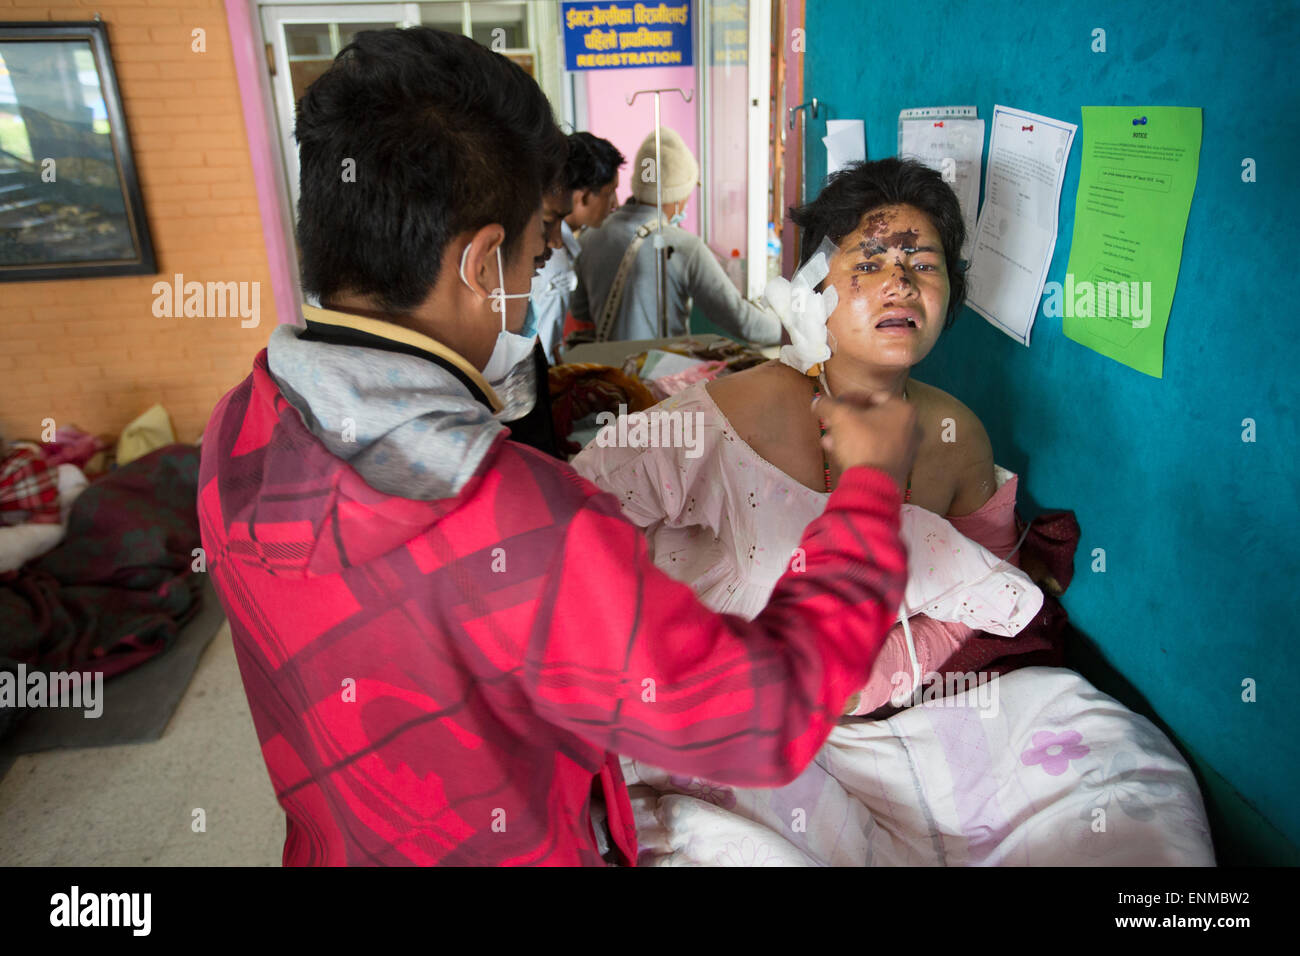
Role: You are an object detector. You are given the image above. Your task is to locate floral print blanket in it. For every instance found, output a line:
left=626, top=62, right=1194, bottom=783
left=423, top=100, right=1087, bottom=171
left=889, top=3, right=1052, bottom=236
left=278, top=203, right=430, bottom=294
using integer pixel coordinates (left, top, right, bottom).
left=623, top=666, right=1214, bottom=866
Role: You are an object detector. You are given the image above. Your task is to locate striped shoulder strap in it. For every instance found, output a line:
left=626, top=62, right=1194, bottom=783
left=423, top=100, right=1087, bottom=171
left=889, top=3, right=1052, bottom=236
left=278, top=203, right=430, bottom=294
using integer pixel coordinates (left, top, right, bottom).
left=595, top=219, right=662, bottom=342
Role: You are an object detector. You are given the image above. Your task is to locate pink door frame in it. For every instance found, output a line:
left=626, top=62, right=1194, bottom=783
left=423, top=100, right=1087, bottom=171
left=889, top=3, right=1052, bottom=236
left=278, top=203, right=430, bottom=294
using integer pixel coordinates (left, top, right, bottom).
left=224, top=0, right=302, bottom=327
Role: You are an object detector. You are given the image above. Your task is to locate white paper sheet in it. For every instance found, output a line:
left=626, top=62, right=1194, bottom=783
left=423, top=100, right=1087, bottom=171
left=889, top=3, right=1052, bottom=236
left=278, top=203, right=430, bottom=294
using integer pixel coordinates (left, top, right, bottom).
left=964, top=105, right=1077, bottom=345
left=641, top=349, right=706, bottom=380
left=899, top=117, right=984, bottom=262
left=823, top=119, right=864, bottom=177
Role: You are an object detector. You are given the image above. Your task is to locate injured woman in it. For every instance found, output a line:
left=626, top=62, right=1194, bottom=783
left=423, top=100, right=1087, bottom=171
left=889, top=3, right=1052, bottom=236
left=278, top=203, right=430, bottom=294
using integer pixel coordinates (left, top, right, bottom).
left=572, top=158, right=1215, bottom=866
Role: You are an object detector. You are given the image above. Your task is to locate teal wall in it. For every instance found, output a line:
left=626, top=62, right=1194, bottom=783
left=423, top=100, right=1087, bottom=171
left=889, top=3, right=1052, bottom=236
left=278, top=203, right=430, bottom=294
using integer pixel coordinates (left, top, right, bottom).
left=803, top=0, right=1300, bottom=863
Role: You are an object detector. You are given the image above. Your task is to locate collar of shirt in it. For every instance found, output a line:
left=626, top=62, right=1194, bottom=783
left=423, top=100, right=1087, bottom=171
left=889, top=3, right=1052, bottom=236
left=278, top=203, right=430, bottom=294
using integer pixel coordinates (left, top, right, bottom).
left=298, top=304, right=501, bottom=413
left=560, top=219, right=582, bottom=260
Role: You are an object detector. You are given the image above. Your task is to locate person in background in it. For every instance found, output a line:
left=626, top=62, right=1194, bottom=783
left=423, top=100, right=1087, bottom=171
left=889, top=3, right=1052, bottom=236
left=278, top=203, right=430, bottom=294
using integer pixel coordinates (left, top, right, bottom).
left=499, top=180, right=571, bottom=459
left=566, top=132, right=623, bottom=232
left=530, top=132, right=625, bottom=364
left=196, top=26, right=917, bottom=867
left=570, top=127, right=780, bottom=346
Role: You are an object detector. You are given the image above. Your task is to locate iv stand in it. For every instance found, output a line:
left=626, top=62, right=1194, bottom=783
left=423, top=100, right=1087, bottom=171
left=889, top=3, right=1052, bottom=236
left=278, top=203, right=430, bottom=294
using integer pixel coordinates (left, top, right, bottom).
left=627, top=87, right=694, bottom=339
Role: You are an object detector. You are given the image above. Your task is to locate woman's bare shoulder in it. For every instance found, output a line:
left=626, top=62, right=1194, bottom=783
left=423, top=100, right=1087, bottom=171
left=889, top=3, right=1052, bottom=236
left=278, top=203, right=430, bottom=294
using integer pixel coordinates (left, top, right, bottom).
left=909, top=378, right=991, bottom=447
left=909, top=378, right=996, bottom=514
left=706, top=360, right=810, bottom=434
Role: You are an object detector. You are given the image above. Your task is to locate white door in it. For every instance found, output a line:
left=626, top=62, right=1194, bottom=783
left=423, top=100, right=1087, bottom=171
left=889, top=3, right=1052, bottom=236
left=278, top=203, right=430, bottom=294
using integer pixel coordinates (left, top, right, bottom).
left=699, top=0, right=772, bottom=299
left=260, top=4, right=413, bottom=220
left=259, top=2, right=565, bottom=240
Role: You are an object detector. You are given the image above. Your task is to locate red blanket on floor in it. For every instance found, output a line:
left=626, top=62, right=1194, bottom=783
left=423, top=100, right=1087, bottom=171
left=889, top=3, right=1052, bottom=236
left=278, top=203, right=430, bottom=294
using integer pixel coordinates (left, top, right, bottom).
left=0, top=445, right=203, bottom=693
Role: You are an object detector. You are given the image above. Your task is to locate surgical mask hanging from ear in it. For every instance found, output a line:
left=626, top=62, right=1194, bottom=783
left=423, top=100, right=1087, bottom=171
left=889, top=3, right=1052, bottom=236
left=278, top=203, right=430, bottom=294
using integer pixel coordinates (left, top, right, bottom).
left=668, top=210, right=686, bottom=227
left=520, top=300, right=540, bottom=337
left=460, top=243, right=538, bottom=421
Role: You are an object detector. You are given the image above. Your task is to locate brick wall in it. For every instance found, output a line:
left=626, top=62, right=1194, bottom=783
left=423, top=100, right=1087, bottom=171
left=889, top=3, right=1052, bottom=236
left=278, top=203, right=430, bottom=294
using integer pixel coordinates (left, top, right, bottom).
left=0, top=0, right=276, bottom=446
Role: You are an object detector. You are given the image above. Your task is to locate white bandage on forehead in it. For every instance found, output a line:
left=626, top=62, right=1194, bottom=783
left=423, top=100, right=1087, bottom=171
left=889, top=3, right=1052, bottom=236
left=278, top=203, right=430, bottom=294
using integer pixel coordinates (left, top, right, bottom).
left=789, top=236, right=837, bottom=291
left=789, top=236, right=840, bottom=319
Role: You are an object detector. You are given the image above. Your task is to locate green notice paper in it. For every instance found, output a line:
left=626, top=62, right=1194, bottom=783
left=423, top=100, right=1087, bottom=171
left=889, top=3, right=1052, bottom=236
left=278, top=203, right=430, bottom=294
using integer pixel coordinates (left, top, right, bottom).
left=1060, top=106, right=1202, bottom=378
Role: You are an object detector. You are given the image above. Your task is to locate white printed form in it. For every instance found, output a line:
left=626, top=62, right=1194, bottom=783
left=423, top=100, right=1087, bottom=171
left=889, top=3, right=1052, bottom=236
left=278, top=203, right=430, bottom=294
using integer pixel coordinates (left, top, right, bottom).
left=899, top=113, right=984, bottom=261
left=965, top=105, right=1076, bottom=345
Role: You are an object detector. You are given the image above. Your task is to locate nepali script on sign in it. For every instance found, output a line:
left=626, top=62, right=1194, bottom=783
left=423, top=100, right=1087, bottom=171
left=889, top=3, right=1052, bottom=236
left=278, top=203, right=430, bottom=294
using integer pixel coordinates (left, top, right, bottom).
left=562, top=1, right=694, bottom=70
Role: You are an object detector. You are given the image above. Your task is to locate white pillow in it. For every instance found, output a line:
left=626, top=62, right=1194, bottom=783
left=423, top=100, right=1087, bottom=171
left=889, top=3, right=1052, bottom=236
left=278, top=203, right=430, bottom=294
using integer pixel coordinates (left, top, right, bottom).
left=0, top=464, right=88, bottom=573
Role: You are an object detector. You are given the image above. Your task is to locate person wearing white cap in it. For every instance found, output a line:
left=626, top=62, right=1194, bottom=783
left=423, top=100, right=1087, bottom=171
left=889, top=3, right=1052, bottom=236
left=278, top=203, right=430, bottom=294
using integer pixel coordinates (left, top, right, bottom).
left=570, top=127, right=780, bottom=345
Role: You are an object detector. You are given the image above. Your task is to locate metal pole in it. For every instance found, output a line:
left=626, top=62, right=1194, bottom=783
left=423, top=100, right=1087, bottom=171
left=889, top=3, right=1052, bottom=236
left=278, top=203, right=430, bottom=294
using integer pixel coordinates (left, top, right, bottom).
left=654, top=94, right=666, bottom=338
left=627, top=87, right=694, bottom=340
left=788, top=98, right=820, bottom=205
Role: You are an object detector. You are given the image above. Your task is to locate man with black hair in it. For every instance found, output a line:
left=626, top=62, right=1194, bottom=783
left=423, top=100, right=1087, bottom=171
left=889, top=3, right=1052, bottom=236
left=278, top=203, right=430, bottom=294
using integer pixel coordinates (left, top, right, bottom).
left=196, top=26, right=918, bottom=866
left=530, top=132, right=625, bottom=363
left=565, top=131, right=624, bottom=232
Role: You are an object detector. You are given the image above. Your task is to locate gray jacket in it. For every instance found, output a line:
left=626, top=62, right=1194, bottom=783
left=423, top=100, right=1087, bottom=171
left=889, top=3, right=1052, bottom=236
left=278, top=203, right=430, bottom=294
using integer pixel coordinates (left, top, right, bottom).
left=571, top=202, right=780, bottom=344
left=267, top=316, right=501, bottom=501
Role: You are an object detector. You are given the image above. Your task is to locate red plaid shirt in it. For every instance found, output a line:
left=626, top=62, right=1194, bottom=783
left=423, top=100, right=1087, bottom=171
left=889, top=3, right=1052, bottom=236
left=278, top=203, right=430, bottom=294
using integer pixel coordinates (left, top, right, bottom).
left=0, top=445, right=61, bottom=526
left=198, top=349, right=907, bottom=865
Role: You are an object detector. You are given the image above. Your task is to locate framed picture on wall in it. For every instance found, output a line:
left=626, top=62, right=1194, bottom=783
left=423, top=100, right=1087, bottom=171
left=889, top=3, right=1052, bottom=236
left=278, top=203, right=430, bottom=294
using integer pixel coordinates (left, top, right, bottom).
left=0, top=20, right=156, bottom=281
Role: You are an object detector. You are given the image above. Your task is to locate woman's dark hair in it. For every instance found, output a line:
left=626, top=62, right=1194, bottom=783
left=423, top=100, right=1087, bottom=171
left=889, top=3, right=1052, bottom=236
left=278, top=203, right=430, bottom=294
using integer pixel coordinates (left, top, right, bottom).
left=295, top=27, right=567, bottom=315
left=564, top=132, right=625, bottom=192
left=790, top=157, right=967, bottom=329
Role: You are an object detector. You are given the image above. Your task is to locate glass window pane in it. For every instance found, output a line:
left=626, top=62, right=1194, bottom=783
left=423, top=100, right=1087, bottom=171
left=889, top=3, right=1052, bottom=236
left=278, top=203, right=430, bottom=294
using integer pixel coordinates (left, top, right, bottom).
left=469, top=2, right=527, bottom=48
left=285, top=23, right=331, bottom=57
left=706, top=0, right=748, bottom=262
left=502, top=51, right=533, bottom=76
left=339, top=21, right=402, bottom=48
left=419, top=2, right=466, bottom=31
left=288, top=58, right=334, bottom=104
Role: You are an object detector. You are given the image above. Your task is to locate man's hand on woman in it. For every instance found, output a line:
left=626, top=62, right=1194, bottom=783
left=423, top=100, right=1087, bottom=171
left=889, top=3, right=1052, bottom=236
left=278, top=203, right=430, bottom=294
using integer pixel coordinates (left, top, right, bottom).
left=813, top=391, right=920, bottom=495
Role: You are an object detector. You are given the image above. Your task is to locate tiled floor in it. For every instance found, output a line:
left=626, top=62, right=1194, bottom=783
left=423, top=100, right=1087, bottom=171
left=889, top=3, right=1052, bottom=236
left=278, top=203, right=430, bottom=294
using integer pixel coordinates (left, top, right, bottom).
left=0, top=621, right=284, bottom=866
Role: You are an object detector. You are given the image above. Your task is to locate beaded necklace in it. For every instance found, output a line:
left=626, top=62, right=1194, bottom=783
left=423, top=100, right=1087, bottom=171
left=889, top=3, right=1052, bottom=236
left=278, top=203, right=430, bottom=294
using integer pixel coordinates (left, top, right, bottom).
left=812, top=379, right=912, bottom=501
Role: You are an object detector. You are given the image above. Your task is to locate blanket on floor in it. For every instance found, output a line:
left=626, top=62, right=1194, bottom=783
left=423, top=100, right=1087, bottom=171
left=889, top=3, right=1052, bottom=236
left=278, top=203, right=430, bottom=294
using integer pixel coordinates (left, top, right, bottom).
left=0, top=445, right=203, bottom=739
